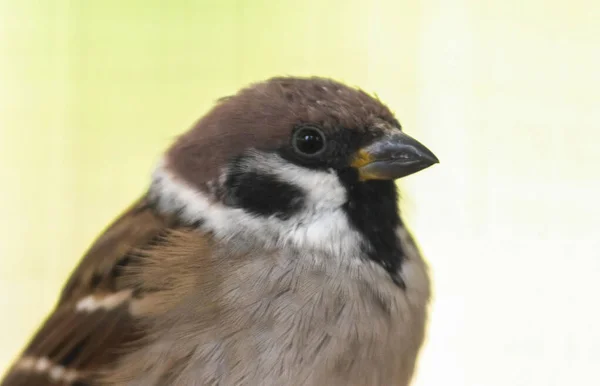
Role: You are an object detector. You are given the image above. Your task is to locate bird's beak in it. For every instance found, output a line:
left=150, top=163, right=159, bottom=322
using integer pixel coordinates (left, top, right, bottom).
left=351, top=131, right=439, bottom=181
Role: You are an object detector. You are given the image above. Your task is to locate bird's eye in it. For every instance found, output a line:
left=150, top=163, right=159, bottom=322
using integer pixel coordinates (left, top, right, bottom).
left=292, top=126, right=326, bottom=156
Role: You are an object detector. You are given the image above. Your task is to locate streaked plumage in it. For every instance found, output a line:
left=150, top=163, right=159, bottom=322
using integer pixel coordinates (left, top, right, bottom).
left=2, top=77, right=438, bottom=386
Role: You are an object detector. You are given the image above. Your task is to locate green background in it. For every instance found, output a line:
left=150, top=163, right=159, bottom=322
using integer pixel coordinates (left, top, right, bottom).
left=1, top=1, right=599, bottom=385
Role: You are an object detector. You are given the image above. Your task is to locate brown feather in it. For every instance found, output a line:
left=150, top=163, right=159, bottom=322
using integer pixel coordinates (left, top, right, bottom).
left=1, top=197, right=176, bottom=385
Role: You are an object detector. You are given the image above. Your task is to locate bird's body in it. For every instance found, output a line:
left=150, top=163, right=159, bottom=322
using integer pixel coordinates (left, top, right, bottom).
left=2, top=77, right=437, bottom=386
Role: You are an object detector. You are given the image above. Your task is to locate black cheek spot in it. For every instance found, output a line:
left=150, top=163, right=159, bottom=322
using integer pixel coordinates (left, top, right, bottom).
left=224, top=171, right=305, bottom=220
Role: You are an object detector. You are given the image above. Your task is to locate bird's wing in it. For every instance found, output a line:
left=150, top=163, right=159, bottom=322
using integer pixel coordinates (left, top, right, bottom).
left=1, top=196, right=178, bottom=386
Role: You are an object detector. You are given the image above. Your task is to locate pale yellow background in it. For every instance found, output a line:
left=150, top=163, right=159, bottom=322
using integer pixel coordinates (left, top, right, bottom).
left=1, top=1, right=599, bottom=385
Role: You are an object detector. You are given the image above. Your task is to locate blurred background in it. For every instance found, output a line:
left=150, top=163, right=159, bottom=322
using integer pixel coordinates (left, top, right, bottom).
left=1, top=0, right=599, bottom=385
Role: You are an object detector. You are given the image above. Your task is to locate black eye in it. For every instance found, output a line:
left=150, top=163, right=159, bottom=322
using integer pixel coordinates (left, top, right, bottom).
left=292, top=126, right=326, bottom=156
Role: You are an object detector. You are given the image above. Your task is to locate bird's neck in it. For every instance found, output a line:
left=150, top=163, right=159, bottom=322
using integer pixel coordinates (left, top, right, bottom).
left=150, top=162, right=408, bottom=287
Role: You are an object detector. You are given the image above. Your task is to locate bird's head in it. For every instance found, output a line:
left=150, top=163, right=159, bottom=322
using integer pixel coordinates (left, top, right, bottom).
left=151, top=77, right=438, bottom=273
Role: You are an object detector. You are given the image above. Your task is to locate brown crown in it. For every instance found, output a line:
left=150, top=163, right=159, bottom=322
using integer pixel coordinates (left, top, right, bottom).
left=166, top=76, right=397, bottom=190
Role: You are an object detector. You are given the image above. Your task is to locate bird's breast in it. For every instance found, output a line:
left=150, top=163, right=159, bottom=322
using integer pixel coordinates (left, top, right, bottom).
left=114, top=228, right=430, bottom=386
left=197, top=249, right=431, bottom=385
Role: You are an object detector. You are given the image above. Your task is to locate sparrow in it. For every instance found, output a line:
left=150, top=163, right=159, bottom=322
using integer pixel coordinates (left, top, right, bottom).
left=1, top=76, right=438, bottom=386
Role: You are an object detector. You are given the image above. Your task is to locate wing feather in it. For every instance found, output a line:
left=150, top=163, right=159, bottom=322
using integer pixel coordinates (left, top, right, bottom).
left=1, top=197, right=175, bottom=385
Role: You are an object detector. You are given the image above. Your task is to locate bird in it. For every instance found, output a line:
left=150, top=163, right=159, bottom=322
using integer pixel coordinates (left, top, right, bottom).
left=1, top=76, right=439, bottom=386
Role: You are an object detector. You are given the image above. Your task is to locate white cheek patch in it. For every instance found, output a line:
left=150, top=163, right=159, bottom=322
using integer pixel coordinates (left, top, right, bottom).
left=258, top=154, right=348, bottom=212
left=150, top=157, right=366, bottom=259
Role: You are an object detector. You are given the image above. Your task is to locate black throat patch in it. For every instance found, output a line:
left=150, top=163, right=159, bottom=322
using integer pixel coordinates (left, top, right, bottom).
left=337, top=168, right=407, bottom=288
